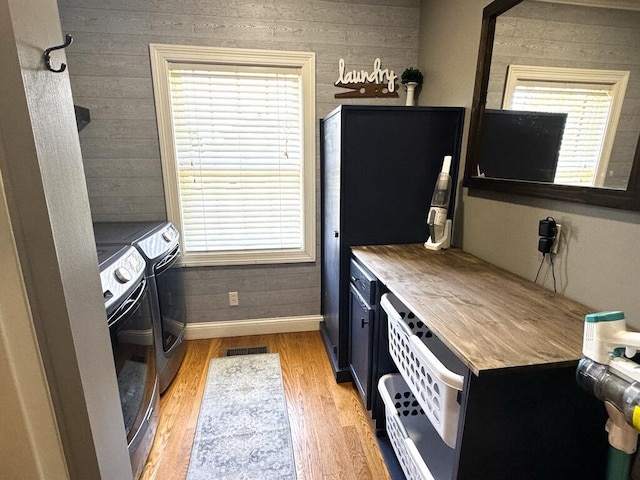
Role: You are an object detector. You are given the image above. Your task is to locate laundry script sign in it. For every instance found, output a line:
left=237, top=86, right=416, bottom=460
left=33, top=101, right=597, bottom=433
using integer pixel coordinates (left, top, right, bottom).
left=334, top=58, right=399, bottom=98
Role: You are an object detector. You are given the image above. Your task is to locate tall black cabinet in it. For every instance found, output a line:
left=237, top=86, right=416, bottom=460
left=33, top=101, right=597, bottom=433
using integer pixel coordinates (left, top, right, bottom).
left=320, top=105, right=465, bottom=382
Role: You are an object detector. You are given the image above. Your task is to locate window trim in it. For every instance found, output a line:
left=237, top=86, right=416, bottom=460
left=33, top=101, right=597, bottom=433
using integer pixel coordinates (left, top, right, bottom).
left=502, top=64, right=629, bottom=187
left=149, top=44, right=316, bottom=266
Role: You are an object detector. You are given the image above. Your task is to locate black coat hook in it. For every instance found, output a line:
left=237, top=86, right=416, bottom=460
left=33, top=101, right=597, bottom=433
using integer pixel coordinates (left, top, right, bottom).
left=44, top=34, right=73, bottom=73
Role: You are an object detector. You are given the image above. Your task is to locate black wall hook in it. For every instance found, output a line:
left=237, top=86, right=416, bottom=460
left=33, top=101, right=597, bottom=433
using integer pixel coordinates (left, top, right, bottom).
left=44, top=34, right=73, bottom=73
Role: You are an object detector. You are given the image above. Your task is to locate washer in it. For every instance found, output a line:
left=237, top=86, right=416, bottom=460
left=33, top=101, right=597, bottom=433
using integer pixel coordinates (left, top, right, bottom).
left=94, top=221, right=187, bottom=393
left=97, top=244, right=159, bottom=479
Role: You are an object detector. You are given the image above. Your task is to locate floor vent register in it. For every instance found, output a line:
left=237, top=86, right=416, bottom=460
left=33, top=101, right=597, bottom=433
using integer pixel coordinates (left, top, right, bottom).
left=225, top=346, right=269, bottom=356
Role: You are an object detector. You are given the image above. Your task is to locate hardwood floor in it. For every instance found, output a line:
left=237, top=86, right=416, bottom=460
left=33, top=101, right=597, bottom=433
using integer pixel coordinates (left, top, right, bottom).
left=139, top=331, right=392, bottom=480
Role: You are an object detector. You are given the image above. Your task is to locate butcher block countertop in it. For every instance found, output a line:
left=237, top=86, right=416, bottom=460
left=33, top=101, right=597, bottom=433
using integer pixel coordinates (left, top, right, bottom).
left=351, top=244, right=592, bottom=376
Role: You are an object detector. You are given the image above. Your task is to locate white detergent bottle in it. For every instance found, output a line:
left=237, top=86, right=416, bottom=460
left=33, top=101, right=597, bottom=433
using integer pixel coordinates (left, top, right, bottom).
left=425, top=155, right=452, bottom=250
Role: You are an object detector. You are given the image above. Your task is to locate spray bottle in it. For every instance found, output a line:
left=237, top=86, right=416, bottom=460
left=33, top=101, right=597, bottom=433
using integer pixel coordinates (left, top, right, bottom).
left=424, top=155, right=453, bottom=250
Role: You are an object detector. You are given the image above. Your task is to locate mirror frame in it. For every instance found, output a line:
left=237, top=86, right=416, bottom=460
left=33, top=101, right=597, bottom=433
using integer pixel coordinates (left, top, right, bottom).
left=463, top=0, right=640, bottom=211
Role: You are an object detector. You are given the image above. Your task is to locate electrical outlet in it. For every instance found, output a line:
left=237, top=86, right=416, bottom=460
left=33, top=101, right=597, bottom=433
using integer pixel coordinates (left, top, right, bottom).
left=552, top=224, right=562, bottom=254
left=228, top=291, right=239, bottom=307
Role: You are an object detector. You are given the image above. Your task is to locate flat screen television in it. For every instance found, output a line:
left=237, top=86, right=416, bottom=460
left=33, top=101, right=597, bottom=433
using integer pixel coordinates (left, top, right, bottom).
left=478, top=109, right=567, bottom=183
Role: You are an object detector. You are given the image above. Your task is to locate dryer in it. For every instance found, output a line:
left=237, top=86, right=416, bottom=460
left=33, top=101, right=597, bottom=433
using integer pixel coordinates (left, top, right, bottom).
left=94, top=221, right=187, bottom=393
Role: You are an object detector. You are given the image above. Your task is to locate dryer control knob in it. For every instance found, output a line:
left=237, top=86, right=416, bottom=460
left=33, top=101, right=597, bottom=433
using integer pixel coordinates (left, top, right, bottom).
left=114, top=267, right=132, bottom=283
left=162, top=231, right=172, bottom=242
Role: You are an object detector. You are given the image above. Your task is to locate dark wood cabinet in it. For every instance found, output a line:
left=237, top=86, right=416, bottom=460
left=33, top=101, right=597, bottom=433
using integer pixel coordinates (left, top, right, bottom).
left=349, top=255, right=400, bottom=423
left=349, top=282, right=373, bottom=405
left=353, top=245, right=608, bottom=479
left=320, top=105, right=465, bottom=382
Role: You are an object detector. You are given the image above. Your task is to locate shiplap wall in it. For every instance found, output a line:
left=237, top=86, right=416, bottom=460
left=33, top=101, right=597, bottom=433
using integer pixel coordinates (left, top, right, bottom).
left=58, top=0, right=421, bottom=323
left=487, top=0, right=640, bottom=189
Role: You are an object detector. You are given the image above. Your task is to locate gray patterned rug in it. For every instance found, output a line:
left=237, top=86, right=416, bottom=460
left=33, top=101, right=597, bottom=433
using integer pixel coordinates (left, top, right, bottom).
left=186, top=353, right=297, bottom=480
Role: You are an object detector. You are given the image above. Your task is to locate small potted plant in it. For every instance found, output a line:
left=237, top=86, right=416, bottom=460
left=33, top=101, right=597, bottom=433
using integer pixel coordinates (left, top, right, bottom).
left=401, top=67, right=424, bottom=106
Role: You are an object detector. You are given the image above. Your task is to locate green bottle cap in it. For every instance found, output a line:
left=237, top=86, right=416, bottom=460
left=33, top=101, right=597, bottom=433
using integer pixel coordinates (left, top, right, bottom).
left=585, top=311, right=625, bottom=323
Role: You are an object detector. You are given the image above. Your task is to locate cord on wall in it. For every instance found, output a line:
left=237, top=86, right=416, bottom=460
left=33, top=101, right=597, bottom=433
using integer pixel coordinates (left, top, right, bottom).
left=534, top=253, right=546, bottom=284
left=549, top=254, right=557, bottom=293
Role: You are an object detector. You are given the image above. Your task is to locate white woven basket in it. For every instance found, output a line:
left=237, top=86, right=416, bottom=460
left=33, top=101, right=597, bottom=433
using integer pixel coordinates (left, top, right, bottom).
left=382, top=293, right=464, bottom=448
left=378, top=374, right=435, bottom=480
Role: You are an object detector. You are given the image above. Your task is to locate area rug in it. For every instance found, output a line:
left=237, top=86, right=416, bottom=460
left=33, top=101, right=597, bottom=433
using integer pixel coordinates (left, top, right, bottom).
left=186, top=353, right=297, bottom=480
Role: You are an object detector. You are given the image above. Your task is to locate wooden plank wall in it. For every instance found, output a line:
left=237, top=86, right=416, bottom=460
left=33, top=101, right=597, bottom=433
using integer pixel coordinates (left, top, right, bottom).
left=487, top=0, right=640, bottom=189
left=57, top=0, right=422, bottom=323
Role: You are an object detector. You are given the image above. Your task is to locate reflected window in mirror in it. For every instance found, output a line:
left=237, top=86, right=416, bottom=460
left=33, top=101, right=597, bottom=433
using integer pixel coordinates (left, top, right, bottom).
left=482, top=64, right=629, bottom=188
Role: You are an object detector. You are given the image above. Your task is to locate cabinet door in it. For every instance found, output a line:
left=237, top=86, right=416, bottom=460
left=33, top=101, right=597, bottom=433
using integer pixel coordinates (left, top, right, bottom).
left=321, top=114, right=342, bottom=355
left=349, top=284, right=373, bottom=409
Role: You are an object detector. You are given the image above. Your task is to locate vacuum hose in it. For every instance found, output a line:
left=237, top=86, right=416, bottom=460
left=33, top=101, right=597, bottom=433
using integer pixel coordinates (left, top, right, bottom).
left=576, top=357, right=640, bottom=426
left=577, top=357, right=640, bottom=479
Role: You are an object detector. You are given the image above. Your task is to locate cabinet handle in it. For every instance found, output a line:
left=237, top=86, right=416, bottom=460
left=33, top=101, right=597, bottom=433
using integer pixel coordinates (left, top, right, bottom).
left=361, top=317, right=369, bottom=328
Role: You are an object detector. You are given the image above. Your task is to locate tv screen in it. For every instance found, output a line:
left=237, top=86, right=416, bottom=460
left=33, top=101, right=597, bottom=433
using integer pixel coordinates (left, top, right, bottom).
left=479, top=109, right=567, bottom=183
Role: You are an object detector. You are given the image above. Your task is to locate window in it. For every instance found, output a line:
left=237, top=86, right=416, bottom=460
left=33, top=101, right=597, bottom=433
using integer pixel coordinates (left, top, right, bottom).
left=503, top=65, right=629, bottom=187
left=150, top=45, right=316, bottom=266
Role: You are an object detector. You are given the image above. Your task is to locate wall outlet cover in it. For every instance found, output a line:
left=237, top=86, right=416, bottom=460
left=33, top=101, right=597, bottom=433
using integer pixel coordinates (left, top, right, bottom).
left=552, top=224, right=562, bottom=254
left=228, top=291, right=239, bottom=306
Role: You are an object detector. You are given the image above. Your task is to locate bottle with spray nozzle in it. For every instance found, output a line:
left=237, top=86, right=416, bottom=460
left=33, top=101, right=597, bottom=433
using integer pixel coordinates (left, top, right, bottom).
left=424, top=155, right=453, bottom=250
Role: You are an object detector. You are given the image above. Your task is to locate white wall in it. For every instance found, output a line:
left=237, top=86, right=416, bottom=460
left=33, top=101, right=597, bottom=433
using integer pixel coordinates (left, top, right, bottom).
left=0, top=155, right=68, bottom=480
left=418, top=0, right=640, bottom=328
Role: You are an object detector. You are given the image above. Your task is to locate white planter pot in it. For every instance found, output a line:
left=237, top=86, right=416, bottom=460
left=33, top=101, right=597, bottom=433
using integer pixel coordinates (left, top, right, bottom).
left=405, top=82, right=418, bottom=106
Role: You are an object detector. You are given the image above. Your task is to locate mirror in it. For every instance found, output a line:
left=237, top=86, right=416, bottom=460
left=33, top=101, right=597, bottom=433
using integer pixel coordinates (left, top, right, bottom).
left=464, top=0, right=640, bottom=211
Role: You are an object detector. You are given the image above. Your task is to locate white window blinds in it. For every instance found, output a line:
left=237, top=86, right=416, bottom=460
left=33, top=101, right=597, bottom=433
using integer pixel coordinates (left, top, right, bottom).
left=509, top=83, right=613, bottom=186
left=168, top=67, right=304, bottom=254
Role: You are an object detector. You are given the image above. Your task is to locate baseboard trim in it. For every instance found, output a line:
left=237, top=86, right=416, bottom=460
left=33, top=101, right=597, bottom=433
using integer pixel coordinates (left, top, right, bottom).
left=185, top=315, right=322, bottom=339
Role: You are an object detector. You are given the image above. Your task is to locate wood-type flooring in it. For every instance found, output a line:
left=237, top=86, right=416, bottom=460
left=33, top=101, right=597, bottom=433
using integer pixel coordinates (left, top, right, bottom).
left=140, top=331, right=391, bottom=480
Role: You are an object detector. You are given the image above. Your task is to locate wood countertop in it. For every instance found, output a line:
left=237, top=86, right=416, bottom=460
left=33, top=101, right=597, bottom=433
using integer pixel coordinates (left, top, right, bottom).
left=351, top=244, right=592, bottom=376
